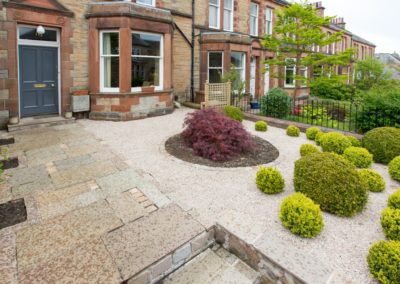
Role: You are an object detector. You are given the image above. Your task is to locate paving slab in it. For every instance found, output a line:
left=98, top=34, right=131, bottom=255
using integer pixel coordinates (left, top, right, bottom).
left=18, top=238, right=121, bottom=284
left=106, top=191, right=146, bottom=223
left=97, top=169, right=142, bottom=198
left=53, top=154, right=94, bottom=171
left=104, top=204, right=205, bottom=280
left=0, top=233, right=17, bottom=284
left=24, top=145, right=66, bottom=166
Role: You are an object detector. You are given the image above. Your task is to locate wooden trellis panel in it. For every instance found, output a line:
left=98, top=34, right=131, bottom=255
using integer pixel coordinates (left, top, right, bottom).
left=201, top=81, right=231, bottom=109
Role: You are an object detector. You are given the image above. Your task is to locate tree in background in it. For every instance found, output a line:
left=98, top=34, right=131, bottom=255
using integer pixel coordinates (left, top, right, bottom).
left=354, top=57, right=391, bottom=91
left=262, top=1, right=354, bottom=98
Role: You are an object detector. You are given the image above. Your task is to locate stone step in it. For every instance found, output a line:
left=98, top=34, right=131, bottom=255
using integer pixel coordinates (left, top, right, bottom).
left=7, top=116, right=75, bottom=132
left=162, top=247, right=260, bottom=284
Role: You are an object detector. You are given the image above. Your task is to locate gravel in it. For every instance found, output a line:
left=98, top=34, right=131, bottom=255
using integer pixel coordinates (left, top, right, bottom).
left=80, top=107, right=399, bottom=283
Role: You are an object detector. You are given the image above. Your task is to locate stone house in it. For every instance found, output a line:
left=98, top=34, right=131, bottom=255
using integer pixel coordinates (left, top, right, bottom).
left=0, top=0, right=376, bottom=125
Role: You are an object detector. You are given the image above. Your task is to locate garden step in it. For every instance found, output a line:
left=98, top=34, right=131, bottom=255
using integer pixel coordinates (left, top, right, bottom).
left=7, top=116, right=75, bottom=132
left=163, top=247, right=260, bottom=284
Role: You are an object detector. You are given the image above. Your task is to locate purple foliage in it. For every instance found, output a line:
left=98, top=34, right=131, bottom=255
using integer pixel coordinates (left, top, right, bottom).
left=182, top=108, right=257, bottom=161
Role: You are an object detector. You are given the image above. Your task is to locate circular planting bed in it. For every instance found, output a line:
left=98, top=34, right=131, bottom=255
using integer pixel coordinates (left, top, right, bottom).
left=165, top=134, right=279, bottom=168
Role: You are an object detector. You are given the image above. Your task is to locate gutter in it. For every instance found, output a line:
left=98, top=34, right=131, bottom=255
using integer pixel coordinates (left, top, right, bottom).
left=191, top=0, right=195, bottom=102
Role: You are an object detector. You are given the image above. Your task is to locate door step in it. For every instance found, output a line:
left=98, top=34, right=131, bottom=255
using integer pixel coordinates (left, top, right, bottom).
left=7, top=116, right=75, bottom=132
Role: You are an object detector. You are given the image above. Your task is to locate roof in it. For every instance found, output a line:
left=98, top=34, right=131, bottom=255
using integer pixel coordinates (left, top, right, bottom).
left=351, top=34, right=376, bottom=47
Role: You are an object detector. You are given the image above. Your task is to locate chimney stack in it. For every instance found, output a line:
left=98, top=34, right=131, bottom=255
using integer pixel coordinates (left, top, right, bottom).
left=332, top=17, right=346, bottom=29
left=313, top=2, right=325, bottom=17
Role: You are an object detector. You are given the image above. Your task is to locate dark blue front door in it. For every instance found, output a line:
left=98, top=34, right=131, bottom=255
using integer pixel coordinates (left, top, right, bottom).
left=19, top=46, right=58, bottom=117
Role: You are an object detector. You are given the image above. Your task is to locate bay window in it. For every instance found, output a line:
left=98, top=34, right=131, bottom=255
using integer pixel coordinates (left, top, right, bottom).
left=209, top=0, right=220, bottom=29
left=100, top=31, right=120, bottom=92
left=224, top=0, right=233, bottom=31
left=265, top=7, right=273, bottom=35
left=231, top=52, right=245, bottom=82
left=250, top=3, right=259, bottom=36
left=136, top=0, right=155, bottom=7
left=131, top=32, right=163, bottom=91
left=208, top=52, right=223, bottom=83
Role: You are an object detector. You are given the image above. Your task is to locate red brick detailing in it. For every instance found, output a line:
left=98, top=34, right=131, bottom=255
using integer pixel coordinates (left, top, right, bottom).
left=111, top=105, right=131, bottom=112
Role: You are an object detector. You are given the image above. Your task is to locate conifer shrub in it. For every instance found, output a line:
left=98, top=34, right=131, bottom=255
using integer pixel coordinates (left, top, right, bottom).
left=305, top=127, right=321, bottom=140
left=388, top=189, right=400, bottom=209
left=182, top=108, right=256, bottom=161
left=343, top=147, right=373, bottom=168
left=315, top=131, right=325, bottom=146
left=389, top=156, right=400, bottom=182
left=358, top=169, right=386, bottom=193
left=256, top=167, right=285, bottom=194
left=286, top=125, right=300, bottom=137
left=362, top=127, right=400, bottom=164
left=367, top=240, right=400, bottom=284
left=347, top=135, right=361, bottom=147
left=280, top=193, right=324, bottom=238
left=294, top=152, right=368, bottom=217
left=255, top=121, right=268, bottom=132
left=223, top=106, right=244, bottom=122
left=319, top=132, right=351, bottom=154
left=381, top=208, right=400, bottom=241
left=300, top=144, right=320, bottom=157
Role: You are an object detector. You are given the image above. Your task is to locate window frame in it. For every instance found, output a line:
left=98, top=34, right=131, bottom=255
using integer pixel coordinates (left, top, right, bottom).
left=207, top=51, right=224, bottom=83
left=265, top=7, right=273, bottom=35
left=209, top=0, right=221, bottom=29
left=100, top=30, right=120, bottom=93
left=223, top=0, right=234, bottom=31
left=284, top=58, right=307, bottom=88
left=250, top=2, right=259, bottom=36
left=136, top=0, right=155, bottom=7
left=131, top=31, right=164, bottom=93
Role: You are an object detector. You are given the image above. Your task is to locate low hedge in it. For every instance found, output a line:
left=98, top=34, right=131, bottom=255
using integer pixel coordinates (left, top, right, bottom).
left=358, top=169, right=386, bottom=193
left=306, top=127, right=321, bottom=140
left=381, top=208, right=400, bottom=241
left=300, top=144, right=320, bottom=157
left=294, top=152, right=368, bottom=216
left=255, top=121, right=268, bottom=132
left=279, top=193, right=324, bottom=238
left=347, top=136, right=361, bottom=147
left=319, top=132, right=352, bottom=154
left=315, top=131, right=325, bottom=146
left=256, top=167, right=285, bottom=194
left=367, top=240, right=400, bottom=284
left=388, top=189, right=400, bottom=209
left=343, top=147, right=373, bottom=168
left=389, top=156, right=400, bottom=182
left=223, top=106, right=244, bottom=122
left=362, top=127, right=400, bottom=164
left=287, top=125, right=300, bottom=137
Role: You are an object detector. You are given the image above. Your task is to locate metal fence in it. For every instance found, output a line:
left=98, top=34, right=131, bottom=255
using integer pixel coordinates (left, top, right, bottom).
left=235, top=96, right=400, bottom=134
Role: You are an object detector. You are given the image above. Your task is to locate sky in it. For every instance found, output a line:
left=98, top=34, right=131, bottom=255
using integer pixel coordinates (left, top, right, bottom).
left=294, top=0, right=399, bottom=53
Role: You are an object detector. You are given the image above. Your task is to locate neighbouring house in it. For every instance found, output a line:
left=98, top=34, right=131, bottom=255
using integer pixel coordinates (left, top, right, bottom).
left=376, top=53, right=400, bottom=80
left=0, top=0, right=376, bottom=127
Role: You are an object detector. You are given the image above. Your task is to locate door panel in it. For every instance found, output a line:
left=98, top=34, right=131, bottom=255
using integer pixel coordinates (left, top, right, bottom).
left=19, top=45, right=58, bottom=117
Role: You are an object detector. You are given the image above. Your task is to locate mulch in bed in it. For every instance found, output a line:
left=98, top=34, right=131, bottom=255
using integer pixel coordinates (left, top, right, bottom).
left=0, top=198, right=27, bottom=229
left=165, top=134, right=279, bottom=168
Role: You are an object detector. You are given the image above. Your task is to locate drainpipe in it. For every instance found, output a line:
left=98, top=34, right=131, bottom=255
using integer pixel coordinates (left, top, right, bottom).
left=190, top=0, right=195, bottom=102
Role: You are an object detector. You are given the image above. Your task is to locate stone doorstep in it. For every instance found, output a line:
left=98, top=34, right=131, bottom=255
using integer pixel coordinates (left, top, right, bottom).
left=7, top=117, right=76, bottom=133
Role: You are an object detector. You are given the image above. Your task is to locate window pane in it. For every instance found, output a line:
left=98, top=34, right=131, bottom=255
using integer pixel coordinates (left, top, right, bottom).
left=250, top=3, right=258, bottom=15
left=250, top=16, right=257, bottom=35
left=285, top=68, right=294, bottom=85
left=103, top=57, right=119, bottom=88
left=209, top=69, right=223, bottom=83
left=224, top=0, right=232, bottom=9
left=210, top=0, right=219, bottom=5
left=132, top=57, right=160, bottom=87
left=137, top=0, right=154, bottom=5
left=102, top=33, right=119, bottom=55
left=231, top=52, right=244, bottom=68
left=209, top=6, right=218, bottom=27
left=209, top=52, right=223, bottom=68
left=19, top=27, right=57, bottom=42
left=132, top=33, right=161, bottom=56
left=224, top=10, right=232, bottom=30
left=266, top=8, right=272, bottom=21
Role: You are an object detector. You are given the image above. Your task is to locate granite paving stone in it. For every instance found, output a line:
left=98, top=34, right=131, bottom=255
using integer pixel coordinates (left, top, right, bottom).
left=19, top=238, right=121, bottom=284
left=8, top=165, right=49, bottom=187
left=53, top=154, right=94, bottom=171
left=104, top=204, right=205, bottom=280
left=96, top=169, right=142, bottom=198
left=0, top=233, right=17, bottom=284
left=106, top=191, right=147, bottom=224
left=25, top=145, right=66, bottom=166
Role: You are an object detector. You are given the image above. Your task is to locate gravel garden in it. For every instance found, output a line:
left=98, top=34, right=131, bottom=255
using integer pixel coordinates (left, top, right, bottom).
left=81, top=107, right=400, bottom=284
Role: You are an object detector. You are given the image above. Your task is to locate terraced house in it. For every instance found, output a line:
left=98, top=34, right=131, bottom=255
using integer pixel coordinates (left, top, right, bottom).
left=0, top=0, right=375, bottom=126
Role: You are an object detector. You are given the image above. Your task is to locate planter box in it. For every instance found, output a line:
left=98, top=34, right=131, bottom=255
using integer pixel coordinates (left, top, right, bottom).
left=71, top=95, right=90, bottom=112
left=0, top=156, right=19, bottom=169
left=250, top=102, right=260, bottom=110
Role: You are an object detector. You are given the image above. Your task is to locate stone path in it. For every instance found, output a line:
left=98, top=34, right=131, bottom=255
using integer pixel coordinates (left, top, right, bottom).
left=0, top=123, right=209, bottom=284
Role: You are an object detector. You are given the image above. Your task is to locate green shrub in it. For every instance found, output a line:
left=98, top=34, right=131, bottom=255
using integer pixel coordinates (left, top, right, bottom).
left=319, top=132, right=352, bottom=154
left=367, top=240, right=400, bottom=284
left=260, top=88, right=292, bottom=118
left=300, top=144, right=320, bottom=157
left=343, top=147, right=373, bottom=168
left=294, top=152, right=368, bottom=217
left=389, top=156, right=400, bottom=181
left=347, top=136, right=361, bottom=147
left=306, top=127, right=322, bottom=140
left=255, top=121, right=268, bottom=132
left=359, top=169, right=386, bottom=192
left=315, top=131, right=325, bottom=146
left=256, top=167, right=285, bottom=194
left=388, top=189, right=400, bottom=209
left=381, top=208, right=400, bottom=241
left=310, top=77, right=353, bottom=101
left=223, top=106, right=244, bottom=122
left=279, top=193, right=324, bottom=238
left=362, top=127, right=400, bottom=164
left=286, top=125, right=300, bottom=137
